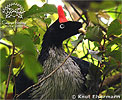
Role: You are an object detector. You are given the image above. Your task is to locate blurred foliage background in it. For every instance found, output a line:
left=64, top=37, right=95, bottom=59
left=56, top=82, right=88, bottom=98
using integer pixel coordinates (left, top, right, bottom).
left=0, top=0, right=122, bottom=99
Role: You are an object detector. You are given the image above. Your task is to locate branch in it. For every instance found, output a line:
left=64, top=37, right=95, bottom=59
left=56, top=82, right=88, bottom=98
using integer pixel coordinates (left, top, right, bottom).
left=16, top=41, right=81, bottom=98
left=4, top=18, right=18, bottom=100
left=4, top=45, right=15, bottom=100
left=97, top=73, right=122, bottom=94
left=32, top=19, right=46, bottom=32
left=101, top=73, right=122, bottom=91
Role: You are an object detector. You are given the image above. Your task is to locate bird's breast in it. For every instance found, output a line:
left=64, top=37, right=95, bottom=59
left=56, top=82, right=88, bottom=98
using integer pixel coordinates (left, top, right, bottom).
left=34, top=47, right=85, bottom=99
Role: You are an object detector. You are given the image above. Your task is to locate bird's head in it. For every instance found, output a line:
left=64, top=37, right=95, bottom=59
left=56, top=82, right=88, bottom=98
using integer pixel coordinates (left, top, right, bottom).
left=43, top=5, right=82, bottom=47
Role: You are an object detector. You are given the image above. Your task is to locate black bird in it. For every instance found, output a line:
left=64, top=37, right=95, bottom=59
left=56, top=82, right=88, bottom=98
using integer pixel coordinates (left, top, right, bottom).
left=15, top=5, right=89, bottom=99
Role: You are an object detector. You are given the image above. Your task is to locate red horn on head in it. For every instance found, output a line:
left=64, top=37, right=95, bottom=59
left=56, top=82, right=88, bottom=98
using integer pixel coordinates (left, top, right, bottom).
left=58, top=5, right=68, bottom=23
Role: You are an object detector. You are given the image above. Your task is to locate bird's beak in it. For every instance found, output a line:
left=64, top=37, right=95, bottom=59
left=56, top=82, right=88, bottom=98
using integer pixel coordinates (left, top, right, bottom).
left=78, top=28, right=86, bottom=35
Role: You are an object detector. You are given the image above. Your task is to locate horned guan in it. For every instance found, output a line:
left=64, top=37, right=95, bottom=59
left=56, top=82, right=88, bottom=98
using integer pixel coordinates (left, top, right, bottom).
left=14, top=5, right=89, bottom=99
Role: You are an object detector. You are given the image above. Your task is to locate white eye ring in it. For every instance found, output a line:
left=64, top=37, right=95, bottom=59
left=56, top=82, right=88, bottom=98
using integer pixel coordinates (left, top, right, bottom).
left=60, top=24, right=65, bottom=29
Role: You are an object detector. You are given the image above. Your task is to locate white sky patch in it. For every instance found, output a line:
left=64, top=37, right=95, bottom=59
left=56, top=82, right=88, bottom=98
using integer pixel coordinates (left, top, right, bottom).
left=0, top=39, right=8, bottom=45
left=26, top=0, right=43, bottom=7
left=100, top=17, right=113, bottom=25
left=48, top=0, right=64, bottom=7
left=26, top=0, right=64, bottom=8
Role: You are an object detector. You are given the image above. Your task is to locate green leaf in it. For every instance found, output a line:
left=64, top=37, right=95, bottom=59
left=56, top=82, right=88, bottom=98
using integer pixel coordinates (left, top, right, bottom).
left=0, top=47, right=9, bottom=83
left=86, top=26, right=103, bottom=42
left=23, top=4, right=57, bottom=18
left=23, top=53, right=43, bottom=82
left=7, top=33, right=36, bottom=55
left=107, top=19, right=121, bottom=36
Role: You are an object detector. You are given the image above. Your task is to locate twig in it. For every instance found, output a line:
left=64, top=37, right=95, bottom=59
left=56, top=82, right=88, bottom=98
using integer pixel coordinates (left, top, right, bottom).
left=97, top=74, right=106, bottom=95
left=98, top=24, right=107, bottom=33
left=32, top=19, right=46, bottom=32
left=97, top=35, right=107, bottom=95
left=64, top=5, right=74, bottom=21
left=4, top=45, right=15, bottom=100
left=33, top=33, right=40, bottom=42
left=104, top=11, right=122, bottom=14
left=70, top=3, right=88, bottom=24
left=16, top=41, right=80, bottom=98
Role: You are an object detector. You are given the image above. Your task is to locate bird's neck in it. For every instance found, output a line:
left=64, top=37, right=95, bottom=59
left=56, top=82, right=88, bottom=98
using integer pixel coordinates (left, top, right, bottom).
left=38, top=41, right=64, bottom=65
left=38, top=43, right=67, bottom=76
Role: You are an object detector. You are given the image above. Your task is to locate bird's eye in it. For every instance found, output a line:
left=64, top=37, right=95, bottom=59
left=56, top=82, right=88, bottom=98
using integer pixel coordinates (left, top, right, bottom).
left=59, top=24, right=65, bottom=29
